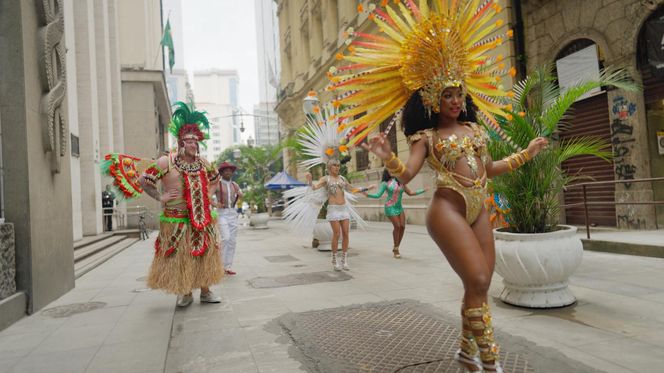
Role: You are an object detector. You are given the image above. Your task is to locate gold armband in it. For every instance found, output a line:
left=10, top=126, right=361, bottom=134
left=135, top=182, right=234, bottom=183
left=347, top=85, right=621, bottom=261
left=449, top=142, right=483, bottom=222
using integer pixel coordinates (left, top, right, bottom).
left=384, top=152, right=399, bottom=167
left=503, top=149, right=531, bottom=172
left=385, top=155, right=406, bottom=177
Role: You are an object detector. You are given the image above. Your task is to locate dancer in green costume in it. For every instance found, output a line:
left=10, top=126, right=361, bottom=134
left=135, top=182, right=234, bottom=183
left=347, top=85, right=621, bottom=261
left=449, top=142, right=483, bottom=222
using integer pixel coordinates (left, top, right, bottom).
left=366, top=169, right=426, bottom=258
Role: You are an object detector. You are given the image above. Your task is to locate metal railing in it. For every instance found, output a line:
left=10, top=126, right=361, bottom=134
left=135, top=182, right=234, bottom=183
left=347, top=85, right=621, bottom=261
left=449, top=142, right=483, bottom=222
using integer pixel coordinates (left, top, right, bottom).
left=103, top=205, right=156, bottom=234
left=564, top=177, right=664, bottom=239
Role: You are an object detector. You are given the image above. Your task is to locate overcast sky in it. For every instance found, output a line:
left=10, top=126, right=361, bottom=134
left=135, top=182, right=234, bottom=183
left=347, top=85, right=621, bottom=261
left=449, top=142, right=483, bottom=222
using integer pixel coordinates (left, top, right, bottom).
left=181, top=0, right=259, bottom=139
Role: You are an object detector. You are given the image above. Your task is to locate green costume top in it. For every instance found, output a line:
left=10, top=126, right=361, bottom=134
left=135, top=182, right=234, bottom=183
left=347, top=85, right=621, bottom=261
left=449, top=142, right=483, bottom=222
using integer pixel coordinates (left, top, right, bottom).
left=367, top=179, right=424, bottom=217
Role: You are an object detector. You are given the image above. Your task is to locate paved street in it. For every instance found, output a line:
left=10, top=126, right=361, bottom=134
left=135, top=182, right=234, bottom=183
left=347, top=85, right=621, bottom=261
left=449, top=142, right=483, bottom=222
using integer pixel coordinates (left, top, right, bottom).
left=0, top=219, right=663, bottom=372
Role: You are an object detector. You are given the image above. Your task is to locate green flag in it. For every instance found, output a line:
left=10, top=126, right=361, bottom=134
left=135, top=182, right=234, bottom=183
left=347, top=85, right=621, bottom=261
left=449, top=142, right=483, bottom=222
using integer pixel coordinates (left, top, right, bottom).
left=161, top=19, right=175, bottom=73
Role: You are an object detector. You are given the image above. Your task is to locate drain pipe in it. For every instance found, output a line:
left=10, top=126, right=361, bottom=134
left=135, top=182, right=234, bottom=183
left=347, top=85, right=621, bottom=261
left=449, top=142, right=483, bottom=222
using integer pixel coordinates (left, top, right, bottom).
left=0, top=112, right=4, bottom=224
left=512, top=0, right=527, bottom=78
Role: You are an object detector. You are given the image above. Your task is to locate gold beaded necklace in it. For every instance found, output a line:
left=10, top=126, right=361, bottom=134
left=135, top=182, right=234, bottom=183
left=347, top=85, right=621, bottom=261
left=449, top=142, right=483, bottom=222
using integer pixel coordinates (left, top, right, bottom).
left=174, top=155, right=203, bottom=173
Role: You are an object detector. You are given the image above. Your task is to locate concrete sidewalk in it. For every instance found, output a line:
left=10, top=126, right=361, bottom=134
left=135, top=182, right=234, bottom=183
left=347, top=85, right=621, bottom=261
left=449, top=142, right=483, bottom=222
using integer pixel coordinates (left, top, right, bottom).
left=1, top=219, right=663, bottom=372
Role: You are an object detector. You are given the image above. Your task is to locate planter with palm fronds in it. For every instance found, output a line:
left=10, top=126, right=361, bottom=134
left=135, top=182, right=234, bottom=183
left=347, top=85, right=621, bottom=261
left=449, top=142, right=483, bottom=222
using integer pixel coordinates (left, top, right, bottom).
left=488, top=65, right=639, bottom=308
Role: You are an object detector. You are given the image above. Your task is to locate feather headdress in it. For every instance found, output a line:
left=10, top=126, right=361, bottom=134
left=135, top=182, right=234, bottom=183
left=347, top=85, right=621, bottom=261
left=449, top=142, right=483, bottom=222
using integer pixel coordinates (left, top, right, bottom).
left=298, top=94, right=351, bottom=169
left=282, top=96, right=367, bottom=236
left=328, top=0, right=514, bottom=145
left=169, top=101, right=210, bottom=144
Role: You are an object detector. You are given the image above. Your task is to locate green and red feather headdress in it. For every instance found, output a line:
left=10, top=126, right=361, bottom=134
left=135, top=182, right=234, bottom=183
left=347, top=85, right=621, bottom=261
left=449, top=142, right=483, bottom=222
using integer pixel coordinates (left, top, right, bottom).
left=168, top=101, right=210, bottom=144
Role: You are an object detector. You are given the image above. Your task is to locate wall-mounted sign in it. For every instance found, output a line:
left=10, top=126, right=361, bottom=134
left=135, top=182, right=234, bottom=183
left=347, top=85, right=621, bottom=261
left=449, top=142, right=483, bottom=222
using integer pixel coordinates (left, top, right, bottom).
left=657, top=131, right=664, bottom=155
left=556, top=44, right=601, bottom=102
left=70, top=134, right=80, bottom=158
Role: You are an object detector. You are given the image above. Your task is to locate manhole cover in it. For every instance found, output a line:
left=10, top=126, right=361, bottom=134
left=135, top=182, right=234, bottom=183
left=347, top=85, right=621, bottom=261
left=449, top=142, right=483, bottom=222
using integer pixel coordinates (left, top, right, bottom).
left=273, top=301, right=536, bottom=373
left=264, top=255, right=299, bottom=263
left=41, top=302, right=107, bottom=318
left=248, top=271, right=352, bottom=289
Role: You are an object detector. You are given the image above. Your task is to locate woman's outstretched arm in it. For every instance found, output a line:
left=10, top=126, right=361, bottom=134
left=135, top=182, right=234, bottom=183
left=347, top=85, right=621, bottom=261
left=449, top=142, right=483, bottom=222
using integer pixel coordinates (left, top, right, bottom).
left=363, top=133, right=427, bottom=185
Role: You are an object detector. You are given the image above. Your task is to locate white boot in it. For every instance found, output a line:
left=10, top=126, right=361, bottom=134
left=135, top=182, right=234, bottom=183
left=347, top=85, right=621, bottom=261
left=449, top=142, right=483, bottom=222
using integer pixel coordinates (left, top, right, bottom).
left=331, top=252, right=341, bottom=271
left=341, top=252, right=350, bottom=271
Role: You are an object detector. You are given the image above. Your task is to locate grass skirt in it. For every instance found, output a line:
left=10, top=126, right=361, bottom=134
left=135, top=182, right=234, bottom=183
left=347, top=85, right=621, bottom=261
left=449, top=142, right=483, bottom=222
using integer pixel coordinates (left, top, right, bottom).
left=147, top=220, right=223, bottom=294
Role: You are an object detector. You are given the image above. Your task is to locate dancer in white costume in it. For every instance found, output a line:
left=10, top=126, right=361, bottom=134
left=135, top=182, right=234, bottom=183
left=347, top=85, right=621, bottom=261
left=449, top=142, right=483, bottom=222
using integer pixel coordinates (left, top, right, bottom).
left=283, top=100, right=373, bottom=271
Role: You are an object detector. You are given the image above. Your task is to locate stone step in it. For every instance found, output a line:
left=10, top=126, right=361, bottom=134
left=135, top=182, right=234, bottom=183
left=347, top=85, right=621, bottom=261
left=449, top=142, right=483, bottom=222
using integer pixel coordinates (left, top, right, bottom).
left=73, top=235, right=126, bottom=263
left=73, top=232, right=114, bottom=250
left=74, top=237, right=139, bottom=279
left=582, top=239, right=664, bottom=258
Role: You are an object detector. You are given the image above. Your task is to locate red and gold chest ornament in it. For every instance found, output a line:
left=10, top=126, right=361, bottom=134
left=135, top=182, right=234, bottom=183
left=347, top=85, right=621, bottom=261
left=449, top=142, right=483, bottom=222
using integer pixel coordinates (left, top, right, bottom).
left=174, top=155, right=213, bottom=232
left=100, top=153, right=143, bottom=199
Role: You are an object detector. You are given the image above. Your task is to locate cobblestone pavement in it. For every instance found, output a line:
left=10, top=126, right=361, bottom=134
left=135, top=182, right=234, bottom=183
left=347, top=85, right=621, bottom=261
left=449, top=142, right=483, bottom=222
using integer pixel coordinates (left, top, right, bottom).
left=0, top=219, right=663, bottom=372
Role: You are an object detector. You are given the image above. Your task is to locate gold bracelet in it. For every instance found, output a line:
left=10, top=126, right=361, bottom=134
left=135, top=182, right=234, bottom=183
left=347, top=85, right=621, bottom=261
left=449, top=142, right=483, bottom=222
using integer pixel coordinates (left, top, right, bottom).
left=385, top=152, right=399, bottom=168
left=386, top=156, right=406, bottom=176
left=505, top=156, right=513, bottom=172
left=389, top=163, right=406, bottom=177
left=521, top=149, right=531, bottom=161
left=515, top=153, right=525, bottom=167
left=385, top=155, right=401, bottom=171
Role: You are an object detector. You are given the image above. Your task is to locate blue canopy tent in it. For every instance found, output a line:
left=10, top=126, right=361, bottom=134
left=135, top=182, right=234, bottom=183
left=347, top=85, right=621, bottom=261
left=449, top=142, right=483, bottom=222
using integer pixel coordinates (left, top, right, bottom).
left=264, top=171, right=307, bottom=215
left=264, top=171, right=307, bottom=190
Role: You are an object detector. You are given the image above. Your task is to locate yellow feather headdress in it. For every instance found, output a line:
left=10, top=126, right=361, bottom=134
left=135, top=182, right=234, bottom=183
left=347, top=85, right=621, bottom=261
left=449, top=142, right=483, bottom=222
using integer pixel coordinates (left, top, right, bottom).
left=328, top=0, right=514, bottom=145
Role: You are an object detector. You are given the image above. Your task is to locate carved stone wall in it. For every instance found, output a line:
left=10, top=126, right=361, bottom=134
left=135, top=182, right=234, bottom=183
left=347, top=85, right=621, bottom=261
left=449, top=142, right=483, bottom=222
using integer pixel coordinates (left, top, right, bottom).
left=0, top=223, right=16, bottom=300
left=36, top=0, right=68, bottom=173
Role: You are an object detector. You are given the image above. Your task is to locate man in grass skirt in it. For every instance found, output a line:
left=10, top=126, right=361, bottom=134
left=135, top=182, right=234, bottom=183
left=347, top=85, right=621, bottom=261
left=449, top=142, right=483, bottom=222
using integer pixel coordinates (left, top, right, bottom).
left=140, top=102, right=224, bottom=307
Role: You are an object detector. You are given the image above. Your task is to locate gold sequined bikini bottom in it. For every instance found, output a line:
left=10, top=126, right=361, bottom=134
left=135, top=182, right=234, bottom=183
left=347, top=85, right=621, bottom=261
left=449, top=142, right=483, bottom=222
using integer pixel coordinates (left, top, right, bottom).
left=436, top=171, right=487, bottom=225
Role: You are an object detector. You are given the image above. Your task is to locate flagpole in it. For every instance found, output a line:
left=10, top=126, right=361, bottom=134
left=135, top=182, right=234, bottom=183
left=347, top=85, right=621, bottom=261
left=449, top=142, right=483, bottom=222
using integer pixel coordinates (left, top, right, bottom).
left=154, top=10, right=172, bottom=70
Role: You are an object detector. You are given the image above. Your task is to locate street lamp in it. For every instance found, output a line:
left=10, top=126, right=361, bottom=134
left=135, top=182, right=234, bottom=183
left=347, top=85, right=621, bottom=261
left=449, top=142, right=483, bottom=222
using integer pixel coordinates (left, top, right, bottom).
left=302, top=90, right=320, bottom=116
left=232, top=148, right=241, bottom=160
left=239, top=119, right=245, bottom=133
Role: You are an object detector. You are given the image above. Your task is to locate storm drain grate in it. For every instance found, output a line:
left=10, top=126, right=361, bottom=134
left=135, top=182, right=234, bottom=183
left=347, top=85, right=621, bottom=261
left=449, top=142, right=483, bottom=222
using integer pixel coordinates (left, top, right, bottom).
left=41, top=302, right=107, bottom=318
left=248, top=271, right=352, bottom=289
left=276, top=301, right=534, bottom=373
left=264, top=255, right=300, bottom=263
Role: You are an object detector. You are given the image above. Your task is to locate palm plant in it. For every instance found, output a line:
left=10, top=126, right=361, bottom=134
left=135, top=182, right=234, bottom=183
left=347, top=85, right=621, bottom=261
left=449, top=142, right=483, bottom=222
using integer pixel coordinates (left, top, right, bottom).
left=487, top=64, right=639, bottom=233
left=217, top=143, right=284, bottom=213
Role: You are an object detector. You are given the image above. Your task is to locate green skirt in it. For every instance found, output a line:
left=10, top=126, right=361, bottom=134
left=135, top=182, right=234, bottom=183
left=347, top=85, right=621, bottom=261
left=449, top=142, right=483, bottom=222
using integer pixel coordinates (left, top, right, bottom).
left=384, top=204, right=403, bottom=217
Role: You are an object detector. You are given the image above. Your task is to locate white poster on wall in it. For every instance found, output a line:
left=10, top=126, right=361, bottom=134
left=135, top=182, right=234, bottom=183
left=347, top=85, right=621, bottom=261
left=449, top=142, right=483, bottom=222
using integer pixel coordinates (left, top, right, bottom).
left=556, top=44, right=602, bottom=102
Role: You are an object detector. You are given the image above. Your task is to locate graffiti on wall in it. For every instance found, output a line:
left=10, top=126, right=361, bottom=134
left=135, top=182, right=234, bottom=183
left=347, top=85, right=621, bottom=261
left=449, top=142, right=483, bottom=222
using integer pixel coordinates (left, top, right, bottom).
left=610, top=96, right=638, bottom=189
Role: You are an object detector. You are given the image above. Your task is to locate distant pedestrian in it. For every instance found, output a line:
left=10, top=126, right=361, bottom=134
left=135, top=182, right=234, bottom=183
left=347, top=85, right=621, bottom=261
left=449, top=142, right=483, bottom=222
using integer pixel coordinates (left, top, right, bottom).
left=102, top=185, right=115, bottom=231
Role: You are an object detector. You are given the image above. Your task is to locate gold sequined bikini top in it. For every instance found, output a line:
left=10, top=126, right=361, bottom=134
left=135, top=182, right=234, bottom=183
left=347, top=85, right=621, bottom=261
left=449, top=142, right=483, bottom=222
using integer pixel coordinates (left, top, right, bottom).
left=407, top=122, right=490, bottom=180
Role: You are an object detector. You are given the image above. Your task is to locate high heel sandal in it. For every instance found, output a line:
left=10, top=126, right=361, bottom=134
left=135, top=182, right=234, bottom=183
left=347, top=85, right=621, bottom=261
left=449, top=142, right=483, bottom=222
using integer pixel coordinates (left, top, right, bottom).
left=466, top=303, right=504, bottom=373
left=456, top=304, right=482, bottom=372
left=454, top=335, right=482, bottom=372
left=392, top=246, right=401, bottom=259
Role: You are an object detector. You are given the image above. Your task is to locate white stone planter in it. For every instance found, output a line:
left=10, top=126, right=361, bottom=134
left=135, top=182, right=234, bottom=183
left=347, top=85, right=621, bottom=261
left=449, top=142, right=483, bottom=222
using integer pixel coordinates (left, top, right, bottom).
left=494, top=225, right=583, bottom=308
left=249, top=213, right=270, bottom=230
left=312, top=220, right=332, bottom=251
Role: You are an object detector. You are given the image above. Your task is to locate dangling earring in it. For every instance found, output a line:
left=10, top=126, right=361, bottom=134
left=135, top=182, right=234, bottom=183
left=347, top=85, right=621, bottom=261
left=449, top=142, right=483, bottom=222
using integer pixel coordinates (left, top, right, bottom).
left=462, top=100, right=467, bottom=114
left=178, top=146, right=185, bottom=156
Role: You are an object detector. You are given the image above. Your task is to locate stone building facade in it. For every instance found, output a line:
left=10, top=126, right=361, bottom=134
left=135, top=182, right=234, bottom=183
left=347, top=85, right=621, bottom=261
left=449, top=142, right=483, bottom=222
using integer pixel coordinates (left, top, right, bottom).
left=521, top=0, right=664, bottom=229
left=0, top=0, right=171, bottom=330
left=274, top=0, right=515, bottom=225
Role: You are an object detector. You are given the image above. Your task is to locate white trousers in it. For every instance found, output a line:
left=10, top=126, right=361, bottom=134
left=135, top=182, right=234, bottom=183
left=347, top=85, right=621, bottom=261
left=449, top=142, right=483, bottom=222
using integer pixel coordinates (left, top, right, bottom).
left=218, top=208, right=238, bottom=270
